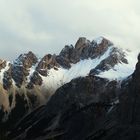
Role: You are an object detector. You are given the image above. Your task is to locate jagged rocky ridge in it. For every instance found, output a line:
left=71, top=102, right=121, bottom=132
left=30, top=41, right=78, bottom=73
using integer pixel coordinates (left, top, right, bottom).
left=0, top=37, right=137, bottom=135
left=7, top=53, right=140, bottom=140
left=2, top=37, right=135, bottom=88
left=2, top=37, right=129, bottom=90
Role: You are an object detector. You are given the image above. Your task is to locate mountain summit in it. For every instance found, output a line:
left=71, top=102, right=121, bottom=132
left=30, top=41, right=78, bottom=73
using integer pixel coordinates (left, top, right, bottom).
left=7, top=46, right=140, bottom=140
left=0, top=37, right=138, bottom=138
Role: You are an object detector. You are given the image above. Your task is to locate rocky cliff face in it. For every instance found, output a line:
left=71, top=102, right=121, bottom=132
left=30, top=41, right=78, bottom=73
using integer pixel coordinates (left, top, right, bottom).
left=0, top=37, right=138, bottom=138
left=1, top=51, right=38, bottom=90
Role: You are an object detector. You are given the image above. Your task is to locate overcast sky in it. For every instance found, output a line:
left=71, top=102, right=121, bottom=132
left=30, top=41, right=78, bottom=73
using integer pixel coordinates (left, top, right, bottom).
left=0, top=0, right=139, bottom=60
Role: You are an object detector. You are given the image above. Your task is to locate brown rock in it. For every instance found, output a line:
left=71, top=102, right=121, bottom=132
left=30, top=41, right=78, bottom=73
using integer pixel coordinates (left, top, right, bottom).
left=19, top=51, right=38, bottom=68
left=0, top=60, right=6, bottom=71
left=3, top=64, right=12, bottom=90
left=75, top=37, right=90, bottom=50
left=36, top=54, right=59, bottom=76
left=30, top=71, right=43, bottom=86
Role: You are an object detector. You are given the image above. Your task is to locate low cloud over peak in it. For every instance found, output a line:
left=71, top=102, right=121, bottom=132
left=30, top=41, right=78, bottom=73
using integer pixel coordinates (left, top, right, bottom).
left=0, top=0, right=139, bottom=60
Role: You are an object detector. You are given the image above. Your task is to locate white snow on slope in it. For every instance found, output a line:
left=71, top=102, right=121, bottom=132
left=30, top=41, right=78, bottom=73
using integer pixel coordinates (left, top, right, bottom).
left=0, top=46, right=138, bottom=95
left=40, top=46, right=113, bottom=93
left=98, top=50, right=138, bottom=80
left=40, top=47, right=138, bottom=94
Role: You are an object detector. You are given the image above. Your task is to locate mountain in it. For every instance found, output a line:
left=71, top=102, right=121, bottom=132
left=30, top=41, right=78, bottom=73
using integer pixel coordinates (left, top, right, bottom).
left=7, top=53, right=140, bottom=140
left=0, top=37, right=138, bottom=138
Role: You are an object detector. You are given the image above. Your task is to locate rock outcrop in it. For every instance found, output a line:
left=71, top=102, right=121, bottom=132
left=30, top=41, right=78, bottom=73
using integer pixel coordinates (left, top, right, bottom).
left=58, top=37, right=113, bottom=65
left=36, top=54, right=59, bottom=76
left=11, top=51, right=38, bottom=88
left=0, top=60, right=7, bottom=70
left=90, top=47, right=128, bottom=75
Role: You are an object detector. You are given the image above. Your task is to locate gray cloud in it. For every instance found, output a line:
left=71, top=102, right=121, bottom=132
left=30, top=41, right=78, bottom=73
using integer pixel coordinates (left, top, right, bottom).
left=0, top=0, right=139, bottom=60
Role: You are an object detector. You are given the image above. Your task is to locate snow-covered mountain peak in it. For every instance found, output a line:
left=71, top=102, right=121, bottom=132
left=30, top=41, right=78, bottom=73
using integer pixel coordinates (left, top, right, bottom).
left=0, top=37, right=138, bottom=113
left=0, top=37, right=137, bottom=90
left=0, top=37, right=139, bottom=140
left=93, top=36, right=111, bottom=45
